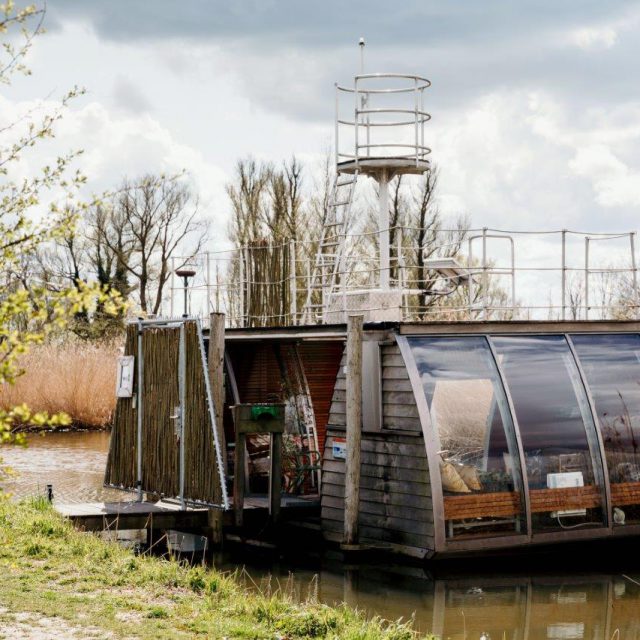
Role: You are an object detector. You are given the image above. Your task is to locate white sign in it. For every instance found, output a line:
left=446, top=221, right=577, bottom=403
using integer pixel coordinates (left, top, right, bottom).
left=116, top=356, right=135, bottom=398
left=332, top=437, right=347, bottom=460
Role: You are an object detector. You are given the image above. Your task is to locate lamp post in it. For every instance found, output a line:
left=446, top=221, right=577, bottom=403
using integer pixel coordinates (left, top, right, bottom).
left=175, top=267, right=196, bottom=317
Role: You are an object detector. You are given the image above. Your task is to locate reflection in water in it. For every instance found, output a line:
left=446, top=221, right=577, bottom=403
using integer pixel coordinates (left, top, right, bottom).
left=222, top=557, right=640, bottom=638
left=3, top=431, right=640, bottom=638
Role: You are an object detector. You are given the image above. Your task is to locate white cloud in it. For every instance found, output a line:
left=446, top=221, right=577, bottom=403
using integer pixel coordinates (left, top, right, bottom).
left=570, top=145, right=640, bottom=207
left=1, top=94, right=231, bottom=248
left=413, top=84, right=640, bottom=261
left=568, top=25, right=618, bottom=51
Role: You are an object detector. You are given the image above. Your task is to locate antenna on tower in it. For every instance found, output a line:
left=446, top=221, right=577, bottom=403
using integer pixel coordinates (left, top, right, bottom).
left=359, top=37, right=365, bottom=74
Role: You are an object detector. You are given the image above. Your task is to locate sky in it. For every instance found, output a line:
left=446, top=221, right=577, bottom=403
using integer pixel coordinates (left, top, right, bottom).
left=4, top=0, right=640, bottom=305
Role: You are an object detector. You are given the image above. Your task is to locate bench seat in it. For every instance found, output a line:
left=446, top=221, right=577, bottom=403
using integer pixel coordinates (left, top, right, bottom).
left=444, top=484, right=603, bottom=520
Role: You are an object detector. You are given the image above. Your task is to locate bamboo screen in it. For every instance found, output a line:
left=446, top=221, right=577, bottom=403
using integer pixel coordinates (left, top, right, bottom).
left=105, top=321, right=223, bottom=504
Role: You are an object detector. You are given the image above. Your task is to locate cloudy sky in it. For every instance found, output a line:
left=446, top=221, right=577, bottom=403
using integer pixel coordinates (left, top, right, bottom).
left=6, top=0, right=640, bottom=266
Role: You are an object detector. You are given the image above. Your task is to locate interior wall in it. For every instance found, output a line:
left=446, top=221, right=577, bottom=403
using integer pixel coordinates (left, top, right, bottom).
left=297, top=341, right=344, bottom=456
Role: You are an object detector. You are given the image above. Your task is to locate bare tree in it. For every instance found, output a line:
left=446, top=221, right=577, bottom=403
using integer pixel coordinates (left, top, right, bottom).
left=226, top=157, right=310, bottom=325
left=42, top=175, right=206, bottom=321
left=110, top=174, right=207, bottom=315
left=567, top=273, right=584, bottom=320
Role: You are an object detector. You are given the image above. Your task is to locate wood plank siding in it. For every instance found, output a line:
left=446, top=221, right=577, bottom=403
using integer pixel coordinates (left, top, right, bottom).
left=321, top=340, right=434, bottom=555
left=297, top=341, right=343, bottom=457
left=227, top=342, right=283, bottom=404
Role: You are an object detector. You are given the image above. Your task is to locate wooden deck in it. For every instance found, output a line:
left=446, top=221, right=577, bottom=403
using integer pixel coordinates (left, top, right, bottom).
left=56, top=500, right=209, bottom=531
left=56, top=494, right=320, bottom=532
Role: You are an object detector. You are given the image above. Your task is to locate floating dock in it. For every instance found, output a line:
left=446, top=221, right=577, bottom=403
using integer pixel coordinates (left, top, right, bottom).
left=57, top=495, right=319, bottom=534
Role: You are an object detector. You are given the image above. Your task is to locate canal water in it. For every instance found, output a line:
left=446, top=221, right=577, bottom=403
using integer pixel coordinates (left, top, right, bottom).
left=3, top=431, right=640, bottom=638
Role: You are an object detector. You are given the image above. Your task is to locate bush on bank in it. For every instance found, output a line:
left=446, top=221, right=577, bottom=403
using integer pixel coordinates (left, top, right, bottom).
left=0, top=498, right=432, bottom=639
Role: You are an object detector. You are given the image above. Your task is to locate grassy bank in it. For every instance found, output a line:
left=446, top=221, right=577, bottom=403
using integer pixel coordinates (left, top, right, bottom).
left=0, top=499, right=430, bottom=639
left=0, top=340, right=119, bottom=430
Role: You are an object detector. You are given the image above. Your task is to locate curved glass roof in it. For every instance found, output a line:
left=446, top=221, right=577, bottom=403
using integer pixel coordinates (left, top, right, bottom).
left=406, top=333, right=640, bottom=543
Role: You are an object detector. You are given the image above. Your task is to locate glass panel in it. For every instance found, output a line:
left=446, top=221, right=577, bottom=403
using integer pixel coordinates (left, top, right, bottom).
left=492, top=335, right=605, bottom=532
left=408, top=336, right=526, bottom=539
left=571, top=333, right=640, bottom=525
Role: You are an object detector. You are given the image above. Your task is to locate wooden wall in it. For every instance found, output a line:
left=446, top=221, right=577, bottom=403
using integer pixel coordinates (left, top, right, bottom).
left=298, top=341, right=343, bottom=456
left=226, top=342, right=283, bottom=404
left=321, top=340, right=434, bottom=557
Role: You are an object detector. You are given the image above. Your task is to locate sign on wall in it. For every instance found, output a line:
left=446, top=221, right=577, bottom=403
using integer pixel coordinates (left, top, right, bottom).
left=332, top=437, right=347, bottom=460
left=116, top=355, right=135, bottom=398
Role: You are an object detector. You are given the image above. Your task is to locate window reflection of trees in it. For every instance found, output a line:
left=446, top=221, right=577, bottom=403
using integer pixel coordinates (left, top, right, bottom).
left=410, top=336, right=525, bottom=538
left=572, top=334, right=640, bottom=524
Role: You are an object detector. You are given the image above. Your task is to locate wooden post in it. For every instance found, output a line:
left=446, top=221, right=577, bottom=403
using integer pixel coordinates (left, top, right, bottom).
left=208, top=313, right=226, bottom=543
left=343, top=314, right=363, bottom=548
left=234, top=429, right=246, bottom=528
left=232, top=403, right=284, bottom=529
left=270, top=431, right=283, bottom=524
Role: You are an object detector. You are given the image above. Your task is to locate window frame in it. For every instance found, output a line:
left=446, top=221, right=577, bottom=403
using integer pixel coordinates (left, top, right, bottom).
left=398, top=331, right=621, bottom=554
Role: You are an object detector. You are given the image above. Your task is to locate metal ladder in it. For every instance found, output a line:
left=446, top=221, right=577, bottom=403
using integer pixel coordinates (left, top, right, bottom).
left=302, top=170, right=359, bottom=323
left=276, top=344, right=320, bottom=488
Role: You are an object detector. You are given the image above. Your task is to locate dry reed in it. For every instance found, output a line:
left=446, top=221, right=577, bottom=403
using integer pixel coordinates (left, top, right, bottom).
left=0, top=339, right=121, bottom=429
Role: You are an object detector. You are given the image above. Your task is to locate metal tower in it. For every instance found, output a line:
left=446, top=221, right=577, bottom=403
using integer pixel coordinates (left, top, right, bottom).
left=303, top=40, right=432, bottom=323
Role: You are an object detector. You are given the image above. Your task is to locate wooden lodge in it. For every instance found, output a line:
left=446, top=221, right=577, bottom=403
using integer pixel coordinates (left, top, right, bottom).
left=101, top=61, right=640, bottom=560
left=104, top=317, right=640, bottom=560
left=224, top=319, right=640, bottom=558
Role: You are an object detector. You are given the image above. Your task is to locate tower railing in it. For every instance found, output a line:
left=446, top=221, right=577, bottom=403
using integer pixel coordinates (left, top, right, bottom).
left=335, top=73, right=431, bottom=171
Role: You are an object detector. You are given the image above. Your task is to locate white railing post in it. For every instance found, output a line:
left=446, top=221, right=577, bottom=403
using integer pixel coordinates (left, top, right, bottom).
left=631, top=232, right=639, bottom=319
left=334, top=83, right=339, bottom=169
left=206, top=251, right=212, bottom=315
left=585, top=236, right=590, bottom=320
left=414, top=76, right=419, bottom=167
left=169, top=256, right=175, bottom=317
left=354, top=77, right=359, bottom=167
left=289, top=239, right=297, bottom=325
left=561, top=229, right=567, bottom=321
left=136, top=319, right=144, bottom=502
left=482, top=227, right=488, bottom=320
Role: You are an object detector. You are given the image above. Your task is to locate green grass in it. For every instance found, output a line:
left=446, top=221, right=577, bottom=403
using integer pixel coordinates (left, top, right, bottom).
left=0, top=498, right=433, bottom=639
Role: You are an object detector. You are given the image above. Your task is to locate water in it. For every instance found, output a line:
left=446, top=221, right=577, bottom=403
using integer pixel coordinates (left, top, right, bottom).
left=3, top=431, right=640, bottom=638
left=1, top=431, right=124, bottom=503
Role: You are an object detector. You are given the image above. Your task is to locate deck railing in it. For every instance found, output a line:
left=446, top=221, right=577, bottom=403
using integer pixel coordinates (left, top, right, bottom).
left=168, top=227, right=640, bottom=327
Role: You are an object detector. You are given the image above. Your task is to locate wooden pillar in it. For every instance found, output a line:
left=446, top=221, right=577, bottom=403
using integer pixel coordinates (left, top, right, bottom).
left=343, top=314, right=363, bottom=548
left=270, top=431, right=283, bottom=524
left=208, top=312, right=226, bottom=544
left=234, top=430, right=246, bottom=528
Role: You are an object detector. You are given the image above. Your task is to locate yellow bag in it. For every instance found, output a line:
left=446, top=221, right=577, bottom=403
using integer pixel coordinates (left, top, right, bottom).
left=439, top=459, right=471, bottom=493
left=458, top=464, right=482, bottom=491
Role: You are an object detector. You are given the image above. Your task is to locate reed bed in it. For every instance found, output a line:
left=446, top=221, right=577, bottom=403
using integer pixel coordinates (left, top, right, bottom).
left=0, top=339, right=121, bottom=430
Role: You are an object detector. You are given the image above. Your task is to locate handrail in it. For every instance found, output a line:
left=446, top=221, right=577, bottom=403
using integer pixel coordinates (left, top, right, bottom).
left=355, top=143, right=431, bottom=151
left=337, top=72, right=431, bottom=94
left=336, top=71, right=431, bottom=170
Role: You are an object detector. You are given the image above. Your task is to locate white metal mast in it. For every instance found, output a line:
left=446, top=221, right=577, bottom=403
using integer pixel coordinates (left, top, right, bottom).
left=304, top=41, right=431, bottom=322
